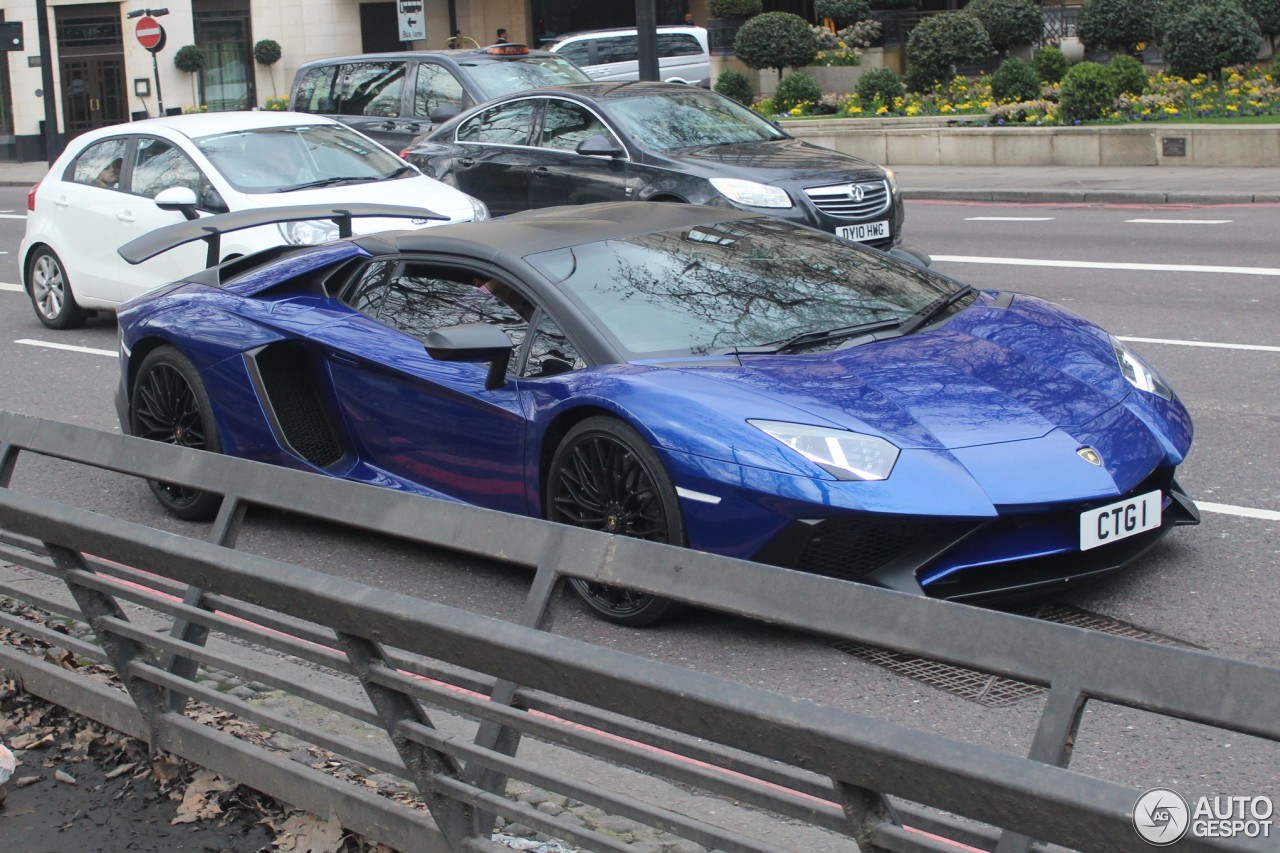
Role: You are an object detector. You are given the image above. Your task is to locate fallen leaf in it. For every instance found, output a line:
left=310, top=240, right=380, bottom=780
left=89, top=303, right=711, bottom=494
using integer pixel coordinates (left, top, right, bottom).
left=10, top=732, right=54, bottom=750
left=16, top=775, right=41, bottom=787
left=105, top=762, right=138, bottom=779
left=151, top=754, right=184, bottom=785
left=171, top=769, right=232, bottom=824
left=272, top=812, right=346, bottom=853
left=55, top=769, right=77, bottom=784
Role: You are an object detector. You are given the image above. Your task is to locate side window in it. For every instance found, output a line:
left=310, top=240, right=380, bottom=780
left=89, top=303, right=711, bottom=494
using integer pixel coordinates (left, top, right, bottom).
left=554, top=40, right=592, bottom=66
left=540, top=100, right=611, bottom=152
left=412, top=62, right=469, bottom=118
left=332, top=61, right=406, bottom=117
left=292, top=65, right=338, bottom=113
left=523, top=315, right=585, bottom=378
left=456, top=100, right=537, bottom=146
left=69, top=138, right=129, bottom=190
left=596, top=35, right=638, bottom=63
left=342, top=260, right=395, bottom=316
left=378, top=263, right=532, bottom=359
left=130, top=137, right=211, bottom=203
left=658, top=34, right=704, bottom=58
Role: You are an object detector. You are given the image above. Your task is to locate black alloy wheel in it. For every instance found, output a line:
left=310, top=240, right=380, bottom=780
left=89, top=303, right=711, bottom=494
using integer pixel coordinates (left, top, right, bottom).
left=130, top=346, right=224, bottom=520
left=547, top=416, right=686, bottom=626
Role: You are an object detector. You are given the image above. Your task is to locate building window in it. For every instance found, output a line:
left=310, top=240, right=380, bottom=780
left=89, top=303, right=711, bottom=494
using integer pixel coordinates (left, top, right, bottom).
left=194, top=1, right=253, bottom=111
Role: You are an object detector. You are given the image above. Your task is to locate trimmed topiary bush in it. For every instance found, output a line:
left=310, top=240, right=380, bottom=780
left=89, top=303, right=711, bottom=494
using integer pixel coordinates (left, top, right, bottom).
left=1059, top=60, right=1114, bottom=121
left=253, top=39, right=282, bottom=66
left=708, top=0, right=762, bottom=18
left=856, top=65, right=905, bottom=104
left=1161, top=0, right=1262, bottom=80
left=734, top=12, right=819, bottom=76
left=174, top=44, right=207, bottom=73
left=1032, top=44, right=1070, bottom=84
left=714, top=69, right=755, bottom=106
left=904, top=12, right=992, bottom=92
left=815, top=0, right=871, bottom=28
left=1104, top=53, right=1148, bottom=97
left=990, top=56, right=1041, bottom=103
left=773, top=71, right=823, bottom=112
left=1076, top=0, right=1160, bottom=52
left=964, top=0, right=1044, bottom=56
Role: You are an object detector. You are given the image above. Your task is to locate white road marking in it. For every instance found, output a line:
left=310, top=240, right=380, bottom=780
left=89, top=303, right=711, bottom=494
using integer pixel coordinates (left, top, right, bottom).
left=1117, top=335, right=1280, bottom=354
left=1199, top=502, right=1280, bottom=522
left=0, top=213, right=25, bottom=220
left=0, top=282, right=20, bottom=292
left=1125, top=218, right=1231, bottom=224
left=15, top=338, right=117, bottom=357
left=933, top=255, right=1280, bottom=276
left=964, top=216, right=1055, bottom=221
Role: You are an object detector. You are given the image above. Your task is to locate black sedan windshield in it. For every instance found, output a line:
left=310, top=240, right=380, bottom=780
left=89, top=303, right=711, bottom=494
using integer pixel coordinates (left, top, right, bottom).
left=527, top=218, right=964, bottom=358
left=196, top=124, right=407, bottom=193
left=606, top=90, right=787, bottom=151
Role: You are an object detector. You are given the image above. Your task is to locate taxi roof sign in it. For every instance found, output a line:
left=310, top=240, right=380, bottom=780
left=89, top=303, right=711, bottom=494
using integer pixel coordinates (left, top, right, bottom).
left=478, top=44, right=529, bottom=56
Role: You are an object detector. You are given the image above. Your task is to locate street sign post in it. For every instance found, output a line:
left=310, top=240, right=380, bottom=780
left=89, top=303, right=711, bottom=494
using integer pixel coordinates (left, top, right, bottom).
left=135, top=15, right=164, bottom=50
left=398, top=0, right=425, bottom=42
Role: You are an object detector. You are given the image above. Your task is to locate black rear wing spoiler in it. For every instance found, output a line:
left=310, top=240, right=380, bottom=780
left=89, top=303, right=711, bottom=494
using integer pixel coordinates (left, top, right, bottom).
left=118, top=204, right=446, bottom=268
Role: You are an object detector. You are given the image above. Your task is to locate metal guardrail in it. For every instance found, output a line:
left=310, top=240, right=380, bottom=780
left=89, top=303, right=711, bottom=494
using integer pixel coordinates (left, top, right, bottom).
left=0, top=411, right=1276, bottom=853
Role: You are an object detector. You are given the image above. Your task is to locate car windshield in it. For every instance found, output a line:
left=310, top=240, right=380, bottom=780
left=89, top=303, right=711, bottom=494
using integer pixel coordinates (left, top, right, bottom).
left=527, top=218, right=966, bottom=359
left=461, top=56, right=590, bottom=98
left=195, top=124, right=407, bottom=193
left=606, top=90, right=787, bottom=152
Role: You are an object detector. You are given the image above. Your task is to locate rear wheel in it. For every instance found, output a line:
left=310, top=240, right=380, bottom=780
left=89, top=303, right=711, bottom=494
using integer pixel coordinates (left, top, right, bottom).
left=546, top=416, right=686, bottom=626
left=130, top=347, right=224, bottom=520
left=27, top=247, right=84, bottom=329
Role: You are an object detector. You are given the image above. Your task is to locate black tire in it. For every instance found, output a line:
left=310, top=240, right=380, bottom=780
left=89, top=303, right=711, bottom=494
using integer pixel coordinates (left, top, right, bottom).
left=130, top=346, right=224, bottom=520
left=27, top=247, right=84, bottom=330
left=546, top=416, right=686, bottom=626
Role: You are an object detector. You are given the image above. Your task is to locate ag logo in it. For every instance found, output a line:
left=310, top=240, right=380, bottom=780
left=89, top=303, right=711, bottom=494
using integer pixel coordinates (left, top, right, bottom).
left=1134, top=788, right=1190, bottom=845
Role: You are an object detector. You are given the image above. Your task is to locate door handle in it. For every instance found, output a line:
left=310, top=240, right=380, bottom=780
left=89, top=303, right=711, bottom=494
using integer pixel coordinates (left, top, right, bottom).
left=117, top=211, right=136, bottom=223
left=329, top=351, right=361, bottom=367
left=54, top=196, right=70, bottom=208
left=532, top=166, right=551, bottom=178
left=380, top=121, right=396, bottom=130
left=457, top=157, right=475, bottom=168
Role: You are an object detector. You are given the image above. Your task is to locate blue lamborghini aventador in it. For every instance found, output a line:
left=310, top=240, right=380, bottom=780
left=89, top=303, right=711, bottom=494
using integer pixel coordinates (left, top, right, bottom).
left=115, top=202, right=1198, bottom=625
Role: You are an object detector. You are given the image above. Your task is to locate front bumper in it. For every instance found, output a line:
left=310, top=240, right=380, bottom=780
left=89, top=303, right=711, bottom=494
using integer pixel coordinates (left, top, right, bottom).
left=751, top=468, right=1200, bottom=601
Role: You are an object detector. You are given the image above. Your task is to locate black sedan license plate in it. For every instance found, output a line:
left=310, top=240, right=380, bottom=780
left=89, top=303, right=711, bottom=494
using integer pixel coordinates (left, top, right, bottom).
left=1079, top=490, right=1162, bottom=551
left=836, top=220, right=889, bottom=243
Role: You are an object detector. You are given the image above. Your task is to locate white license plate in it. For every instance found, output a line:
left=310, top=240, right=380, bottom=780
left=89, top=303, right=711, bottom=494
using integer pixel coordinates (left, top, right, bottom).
left=836, top=220, right=889, bottom=243
left=1079, top=490, right=1162, bottom=551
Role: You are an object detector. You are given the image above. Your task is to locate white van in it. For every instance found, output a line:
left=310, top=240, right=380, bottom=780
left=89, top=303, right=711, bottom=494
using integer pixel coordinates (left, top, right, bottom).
left=547, top=26, right=711, bottom=87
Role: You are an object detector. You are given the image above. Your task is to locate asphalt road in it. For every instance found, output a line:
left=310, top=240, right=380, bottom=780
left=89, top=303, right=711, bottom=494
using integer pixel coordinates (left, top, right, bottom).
left=1, top=190, right=1277, bottom=813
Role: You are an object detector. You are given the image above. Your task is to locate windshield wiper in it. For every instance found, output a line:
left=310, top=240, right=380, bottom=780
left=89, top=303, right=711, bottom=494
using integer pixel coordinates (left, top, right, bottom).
left=718, top=317, right=905, bottom=356
left=897, top=286, right=976, bottom=336
left=277, top=175, right=382, bottom=192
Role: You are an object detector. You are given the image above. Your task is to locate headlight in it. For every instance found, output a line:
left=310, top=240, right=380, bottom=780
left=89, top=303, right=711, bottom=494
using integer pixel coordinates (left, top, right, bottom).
left=468, top=196, right=490, bottom=222
left=709, top=178, right=792, bottom=209
left=280, top=219, right=338, bottom=245
left=749, top=420, right=899, bottom=481
left=1112, top=336, right=1172, bottom=400
left=884, top=167, right=899, bottom=195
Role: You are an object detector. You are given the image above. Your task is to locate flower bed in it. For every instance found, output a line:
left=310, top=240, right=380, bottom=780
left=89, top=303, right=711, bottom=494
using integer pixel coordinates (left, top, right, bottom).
left=754, top=63, right=1280, bottom=126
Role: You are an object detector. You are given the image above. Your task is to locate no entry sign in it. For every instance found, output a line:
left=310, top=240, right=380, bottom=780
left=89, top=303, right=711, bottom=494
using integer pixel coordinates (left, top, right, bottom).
left=135, top=16, right=164, bottom=51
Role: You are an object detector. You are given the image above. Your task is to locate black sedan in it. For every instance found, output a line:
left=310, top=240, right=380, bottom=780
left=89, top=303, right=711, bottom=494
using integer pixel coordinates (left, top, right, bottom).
left=400, top=82, right=904, bottom=250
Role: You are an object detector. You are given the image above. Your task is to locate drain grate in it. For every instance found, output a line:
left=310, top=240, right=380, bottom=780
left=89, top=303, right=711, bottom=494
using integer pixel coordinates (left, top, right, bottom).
left=832, top=602, right=1199, bottom=708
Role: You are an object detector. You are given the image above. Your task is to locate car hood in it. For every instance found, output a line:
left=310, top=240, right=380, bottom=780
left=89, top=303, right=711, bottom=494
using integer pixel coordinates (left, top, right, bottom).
left=232, top=174, right=479, bottom=229
left=665, top=138, right=886, bottom=186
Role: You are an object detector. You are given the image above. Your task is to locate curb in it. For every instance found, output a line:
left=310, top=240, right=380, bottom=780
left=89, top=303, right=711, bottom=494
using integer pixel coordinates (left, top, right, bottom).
left=901, top=189, right=1278, bottom=205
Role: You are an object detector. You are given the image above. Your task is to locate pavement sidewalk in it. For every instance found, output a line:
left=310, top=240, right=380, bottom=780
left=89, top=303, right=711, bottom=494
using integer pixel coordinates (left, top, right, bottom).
left=3, top=158, right=1279, bottom=204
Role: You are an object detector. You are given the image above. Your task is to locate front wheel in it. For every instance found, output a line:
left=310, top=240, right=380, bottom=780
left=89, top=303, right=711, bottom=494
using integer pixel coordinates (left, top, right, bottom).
left=130, top=346, right=224, bottom=520
left=27, top=247, right=84, bottom=329
left=546, top=417, right=686, bottom=626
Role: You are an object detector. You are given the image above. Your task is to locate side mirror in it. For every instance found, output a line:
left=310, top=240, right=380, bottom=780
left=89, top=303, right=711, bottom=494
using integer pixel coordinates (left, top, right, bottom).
left=888, top=245, right=932, bottom=269
left=424, top=323, right=514, bottom=390
left=154, top=186, right=200, bottom=221
left=429, top=106, right=461, bottom=124
left=576, top=134, right=625, bottom=159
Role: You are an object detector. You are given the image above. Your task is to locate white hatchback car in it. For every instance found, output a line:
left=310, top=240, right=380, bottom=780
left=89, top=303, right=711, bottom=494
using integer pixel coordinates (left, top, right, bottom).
left=21, top=110, right=489, bottom=329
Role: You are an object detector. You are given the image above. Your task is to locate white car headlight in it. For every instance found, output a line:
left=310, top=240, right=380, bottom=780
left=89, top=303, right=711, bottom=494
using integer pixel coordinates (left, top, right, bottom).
left=709, top=178, right=792, bottom=209
left=468, top=196, right=490, bottom=222
left=280, top=219, right=338, bottom=245
left=1111, top=336, right=1172, bottom=400
left=749, top=420, right=899, bottom=481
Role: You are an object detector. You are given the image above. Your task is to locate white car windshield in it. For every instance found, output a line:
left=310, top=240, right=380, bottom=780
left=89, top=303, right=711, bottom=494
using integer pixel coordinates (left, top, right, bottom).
left=195, top=124, right=409, bottom=193
left=607, top=90, right=787, bottom=152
